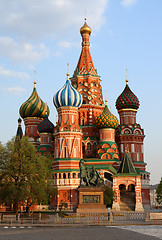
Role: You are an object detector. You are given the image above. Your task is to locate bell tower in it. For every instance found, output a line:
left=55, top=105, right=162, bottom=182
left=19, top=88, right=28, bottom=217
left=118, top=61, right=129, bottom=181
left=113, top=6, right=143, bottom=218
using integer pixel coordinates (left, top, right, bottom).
left=115, top=73, right=150, bottom=205
left=70, top=18, right=104, bottom=158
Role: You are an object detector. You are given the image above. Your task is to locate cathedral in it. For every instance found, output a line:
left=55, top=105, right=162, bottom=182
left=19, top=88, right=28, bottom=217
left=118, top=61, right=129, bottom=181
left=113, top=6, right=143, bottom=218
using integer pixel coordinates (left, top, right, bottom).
left=18, top=19, right=150, bottom=211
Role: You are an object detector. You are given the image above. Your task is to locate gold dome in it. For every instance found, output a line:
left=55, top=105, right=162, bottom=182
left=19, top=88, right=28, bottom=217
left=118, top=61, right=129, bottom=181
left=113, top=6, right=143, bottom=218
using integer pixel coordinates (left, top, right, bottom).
left=80, top=18, right=92, bottom=35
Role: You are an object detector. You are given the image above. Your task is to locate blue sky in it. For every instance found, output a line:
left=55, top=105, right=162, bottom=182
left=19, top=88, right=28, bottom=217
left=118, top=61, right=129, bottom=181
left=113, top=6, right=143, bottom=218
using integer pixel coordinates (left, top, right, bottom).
left=0, top=0, right=161, bottom=185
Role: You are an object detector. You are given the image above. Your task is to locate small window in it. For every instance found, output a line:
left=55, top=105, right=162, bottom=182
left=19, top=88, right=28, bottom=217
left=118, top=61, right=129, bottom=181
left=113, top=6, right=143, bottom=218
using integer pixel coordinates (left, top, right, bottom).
left=64, top=147, right=67, bottom=158
left=87, top=142, right=91, bottom=150
left=72, top=115, right=74, bottom=124
left=82, top=143, right=85, bottom=154
left=63, top=173, right=66, bottom=179
left=65, top=115, right=67, bottom=123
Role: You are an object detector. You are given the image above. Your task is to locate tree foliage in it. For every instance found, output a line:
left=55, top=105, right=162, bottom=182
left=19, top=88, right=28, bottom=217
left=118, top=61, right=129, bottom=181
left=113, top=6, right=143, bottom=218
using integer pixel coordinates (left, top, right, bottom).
left=156, top=177, right=162, bottom=205
left=103, top=185, right=114, bottom=207
left=0, top=137, right=56, bottom=213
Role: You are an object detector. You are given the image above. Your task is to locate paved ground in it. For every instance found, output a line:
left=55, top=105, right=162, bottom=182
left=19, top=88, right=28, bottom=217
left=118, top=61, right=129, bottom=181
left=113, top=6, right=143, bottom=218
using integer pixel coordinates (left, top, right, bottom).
left=0, top=226, right=161, bottom=240
left=113, top=225, right=162, bottom=239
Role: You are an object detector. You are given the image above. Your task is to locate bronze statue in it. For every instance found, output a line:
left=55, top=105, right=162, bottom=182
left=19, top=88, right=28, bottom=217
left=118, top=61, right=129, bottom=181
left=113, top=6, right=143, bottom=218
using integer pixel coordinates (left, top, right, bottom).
left=79, top=159, right=90, bottom=186
left=79, top=160, right=103, bottom=187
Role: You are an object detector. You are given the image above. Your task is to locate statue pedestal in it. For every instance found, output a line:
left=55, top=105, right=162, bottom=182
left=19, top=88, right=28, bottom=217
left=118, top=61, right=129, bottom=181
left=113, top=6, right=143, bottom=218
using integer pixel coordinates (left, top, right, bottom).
left=76, top=187, right=107, bottom=214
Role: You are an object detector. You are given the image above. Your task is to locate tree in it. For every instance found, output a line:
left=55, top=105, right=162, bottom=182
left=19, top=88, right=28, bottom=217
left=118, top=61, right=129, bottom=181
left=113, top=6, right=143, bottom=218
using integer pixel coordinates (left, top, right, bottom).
left=0, top=136, right=56, bottom=215
left=156, top=177, right=162, bottom=206
left=103, top=185, right=114, bottom=207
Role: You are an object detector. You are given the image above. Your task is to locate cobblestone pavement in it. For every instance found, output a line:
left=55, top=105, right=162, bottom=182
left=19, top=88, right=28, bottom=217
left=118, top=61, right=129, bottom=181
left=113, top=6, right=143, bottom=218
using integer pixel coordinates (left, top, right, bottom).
left=0, top=226, right=161, bottom=240
left=113, top=225, right=162, bottom=239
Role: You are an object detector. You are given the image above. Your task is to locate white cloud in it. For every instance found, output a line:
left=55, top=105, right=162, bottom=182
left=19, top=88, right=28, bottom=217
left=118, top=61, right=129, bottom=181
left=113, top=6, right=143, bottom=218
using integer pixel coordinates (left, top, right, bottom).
left=1, top=87, right=26, bottom=95
left=121, top=0, right=137, bottom=7
left=0, top=0, right=108, bottom=40
left=0, top=37, right=49, bottom=64
left=58, top=41, right=80, bottom=49
left=0, top=66, right=29, bottom=80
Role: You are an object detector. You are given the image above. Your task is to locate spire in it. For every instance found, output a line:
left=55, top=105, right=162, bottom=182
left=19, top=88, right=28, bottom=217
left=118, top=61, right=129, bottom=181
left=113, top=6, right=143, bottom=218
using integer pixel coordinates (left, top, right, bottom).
left=74, top=18, right=97, bottom=76
left=16, top=117, right=23, bottom=139
left=66, top=63, right=70, bottom=81
left=126, top=68, right=128, bottom=85
left=117, top=145, right=137, bottom=174
left=34, top=70, right=37, bottom=88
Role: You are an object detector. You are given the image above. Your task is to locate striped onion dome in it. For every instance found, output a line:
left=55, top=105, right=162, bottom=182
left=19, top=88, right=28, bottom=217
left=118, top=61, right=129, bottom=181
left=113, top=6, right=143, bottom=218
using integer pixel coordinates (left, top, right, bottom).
left=37, top=114, right=54, bottom=133
left=53, top=73, right=82, bottom=109
left=116, top=80, right=140, bottom=111
left=95, top=101, right=119, bottom=129
left=19, top=81, right=49, bottom=119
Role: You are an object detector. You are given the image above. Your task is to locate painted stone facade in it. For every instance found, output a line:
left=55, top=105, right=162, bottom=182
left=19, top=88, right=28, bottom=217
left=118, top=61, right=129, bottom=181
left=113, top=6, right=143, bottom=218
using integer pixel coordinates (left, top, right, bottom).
left=18, top=19, right=150, bottom=211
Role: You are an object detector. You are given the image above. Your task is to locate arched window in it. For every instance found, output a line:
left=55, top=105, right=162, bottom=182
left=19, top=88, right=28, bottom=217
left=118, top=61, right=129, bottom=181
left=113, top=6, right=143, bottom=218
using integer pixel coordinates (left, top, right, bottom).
left=64, top=114, right=67, bottom=123
left=59, top=173, right=61, bottom=179
left=93, top=142, right=97, bottom=151
left=82, top=143, right=85, bottom=155
left=63, top=173, right=66, bottom=179
left=64, top=147, right=67, bottom=158
left=73, top=173, right=76, bottom=179
left=87, top=142, right=91, bottom=150
left=82, top=119, right=85, bottom=126
left=68, top=173, right=70, bottom=179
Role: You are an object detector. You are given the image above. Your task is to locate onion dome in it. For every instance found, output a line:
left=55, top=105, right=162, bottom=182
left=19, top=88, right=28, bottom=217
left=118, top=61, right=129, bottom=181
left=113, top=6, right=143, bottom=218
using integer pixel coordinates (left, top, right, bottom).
left=37, top=114, right=54, bottom=133
left=19, top=81, right=49, bottom=119
left=80, top=18, right=91, bottom=35
left=116, top=79, right=140, bottom=111
left=53, top=73, right=82, bottom=109
left=95, top=101, right=119, bottom=129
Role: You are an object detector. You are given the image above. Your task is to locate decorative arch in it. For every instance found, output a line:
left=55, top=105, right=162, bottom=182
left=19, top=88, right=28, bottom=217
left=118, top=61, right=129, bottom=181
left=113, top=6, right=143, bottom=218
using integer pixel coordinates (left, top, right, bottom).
left=102, top=143, right=110, bottom=148
left=107, top=148, right=115, bottom=153
left=101, top=153, right=111, bottom=159
left=111, top=144, right=117, bottom=148
left=113, top=153, right=119, bottom=159
left=98, top=149, right=106, bottom=153
left=134, top=129, right=143, bottom=135
left=128, top=184, right=135, bottom=192
left=121, top=127, right=132, bottom=135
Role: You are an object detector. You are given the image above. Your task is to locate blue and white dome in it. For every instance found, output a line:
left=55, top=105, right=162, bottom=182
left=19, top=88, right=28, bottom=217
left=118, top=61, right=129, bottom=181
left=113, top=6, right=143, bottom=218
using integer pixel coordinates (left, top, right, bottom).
left=53, top=73, right=82, bottom=109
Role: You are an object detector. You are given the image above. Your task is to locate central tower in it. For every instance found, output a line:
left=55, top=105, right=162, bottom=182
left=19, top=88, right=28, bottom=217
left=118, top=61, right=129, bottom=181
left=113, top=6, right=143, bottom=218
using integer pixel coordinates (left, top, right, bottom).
left=70, top=18, right=104, bottom=158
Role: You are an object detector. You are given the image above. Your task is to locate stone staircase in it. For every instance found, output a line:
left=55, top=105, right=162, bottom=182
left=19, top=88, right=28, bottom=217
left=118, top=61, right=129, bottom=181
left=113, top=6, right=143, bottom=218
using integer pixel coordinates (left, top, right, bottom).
left=120, top=192, right=135, bottom=211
